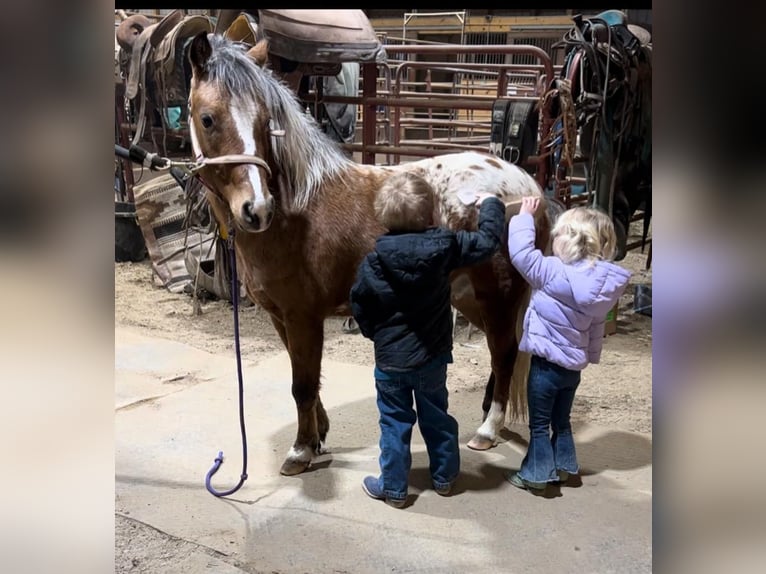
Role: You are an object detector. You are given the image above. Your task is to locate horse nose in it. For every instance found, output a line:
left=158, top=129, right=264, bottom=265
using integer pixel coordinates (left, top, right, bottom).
left=242, top=201, right=261, bottom=229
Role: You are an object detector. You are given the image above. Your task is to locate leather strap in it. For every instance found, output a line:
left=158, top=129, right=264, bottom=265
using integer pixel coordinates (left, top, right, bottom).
left=196, top=155, right=272, bottom=178
left=188, top=115, right=272, bottom=177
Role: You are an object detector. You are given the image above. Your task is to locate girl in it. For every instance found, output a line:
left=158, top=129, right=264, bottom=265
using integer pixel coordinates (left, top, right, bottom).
left=506, top=197, right=631, bottom=491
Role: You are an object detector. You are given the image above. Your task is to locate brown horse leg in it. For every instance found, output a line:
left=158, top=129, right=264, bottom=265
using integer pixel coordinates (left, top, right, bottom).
left=269, top=313, right=289, bottom=349
left=481, top=372, right=495, bottom=420
left=258, top=295, right=328, bottom=471
left=316, top=396, right=330, bottom=446
left=273, top=310, right=328, bottom=452
left=280, top=316, right=324, bottom=476
left=468, top=343, right=516, bottom=450
left=470, top=208, right=550, bottom=448
left=250, top=289, right=290, bottom=349
left=466, top=267, right=527, bottom=450
left=450, top=271, right=496, bottom=420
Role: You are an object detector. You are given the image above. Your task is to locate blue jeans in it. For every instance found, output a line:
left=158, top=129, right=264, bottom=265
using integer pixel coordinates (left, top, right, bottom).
left=518, top=355, right=581, bottom=484
left=374, top=360, right=459, bottom=500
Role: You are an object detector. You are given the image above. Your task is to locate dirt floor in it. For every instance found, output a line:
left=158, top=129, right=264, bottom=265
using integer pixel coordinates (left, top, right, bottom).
left=115, top=230, right=651, bottom=573
left=115, top=246, right=652, bottom=434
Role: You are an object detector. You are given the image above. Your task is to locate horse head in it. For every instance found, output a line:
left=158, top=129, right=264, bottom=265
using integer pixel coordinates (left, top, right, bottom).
left=188, top=32, right=276, bottom=233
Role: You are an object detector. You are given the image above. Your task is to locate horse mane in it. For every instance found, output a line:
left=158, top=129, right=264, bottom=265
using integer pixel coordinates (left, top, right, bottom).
left=205, top=35, right=354, bottom=211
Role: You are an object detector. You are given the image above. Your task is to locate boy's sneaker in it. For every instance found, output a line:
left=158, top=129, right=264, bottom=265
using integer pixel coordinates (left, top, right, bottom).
left=434, top=482, right=453, bottom=496
left=505, top=471, right=546, bottom=491
left=362, top=475, right=406, bottom=508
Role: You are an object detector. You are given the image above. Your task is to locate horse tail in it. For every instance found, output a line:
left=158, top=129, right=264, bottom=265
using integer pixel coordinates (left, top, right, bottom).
left=508, top=200, right=554, bottom=422
left=508, top=286, right=531, bottom=422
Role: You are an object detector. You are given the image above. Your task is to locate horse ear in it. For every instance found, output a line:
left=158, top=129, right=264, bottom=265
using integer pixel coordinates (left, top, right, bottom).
left=247, top=39, right=269, bottom=67
left=189, top=32, right=212, bottom=75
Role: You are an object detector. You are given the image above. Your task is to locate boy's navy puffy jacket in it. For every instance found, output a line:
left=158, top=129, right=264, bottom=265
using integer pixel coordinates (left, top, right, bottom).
left=350, top=197, right=505, bottom=372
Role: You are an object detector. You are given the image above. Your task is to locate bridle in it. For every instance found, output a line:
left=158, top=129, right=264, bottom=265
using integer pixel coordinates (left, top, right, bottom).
left=187, top=100, right=284, bottom=179
left=181, top=96, right=286, bottom=217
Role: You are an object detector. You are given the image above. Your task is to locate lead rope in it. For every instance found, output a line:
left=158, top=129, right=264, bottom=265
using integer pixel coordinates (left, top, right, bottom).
left=205, top=228, right=249, bottom=497
left=187, top=103, right=284, bottom=496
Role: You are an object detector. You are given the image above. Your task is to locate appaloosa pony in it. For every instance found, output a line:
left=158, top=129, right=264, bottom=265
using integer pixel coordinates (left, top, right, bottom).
left=187, top=33, right=550, bottom=476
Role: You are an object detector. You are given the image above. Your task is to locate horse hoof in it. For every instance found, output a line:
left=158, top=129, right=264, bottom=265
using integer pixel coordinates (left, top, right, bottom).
left=467, top=434, right=496, bottom=451
left=280, top=459, right=310, bottom=476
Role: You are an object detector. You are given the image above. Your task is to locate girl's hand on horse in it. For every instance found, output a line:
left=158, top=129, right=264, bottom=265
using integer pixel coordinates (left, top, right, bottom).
left=520, top=196, right=540, bottom=216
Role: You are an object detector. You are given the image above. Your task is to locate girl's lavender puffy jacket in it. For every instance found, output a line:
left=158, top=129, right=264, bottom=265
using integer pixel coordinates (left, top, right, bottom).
left=507, top=213, right=632, bottom=370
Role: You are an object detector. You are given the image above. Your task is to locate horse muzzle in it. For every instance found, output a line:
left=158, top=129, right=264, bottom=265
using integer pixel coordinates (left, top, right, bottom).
left=240, top=195, right=275, bottom=232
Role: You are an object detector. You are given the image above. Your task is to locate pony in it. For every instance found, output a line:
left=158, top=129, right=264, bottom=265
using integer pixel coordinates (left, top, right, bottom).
left=187, top=32, right=551, bottom=476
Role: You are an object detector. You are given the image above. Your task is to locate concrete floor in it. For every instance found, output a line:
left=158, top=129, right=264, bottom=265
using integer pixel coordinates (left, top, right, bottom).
left=116, top=326, right=652, bottom=574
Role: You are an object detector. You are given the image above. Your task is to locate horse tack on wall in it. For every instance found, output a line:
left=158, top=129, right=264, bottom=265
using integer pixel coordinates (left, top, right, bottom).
left=187, top=30, right=551, bottom=477
left=257, top=9, right=387, bottom=64
left=548, top=9, right=652, bottom=261
left=118, top=9, right=214, bottom=150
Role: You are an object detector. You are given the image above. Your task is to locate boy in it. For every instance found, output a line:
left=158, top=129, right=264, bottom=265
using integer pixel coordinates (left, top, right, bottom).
left=350, top=172, right=505, bottom=508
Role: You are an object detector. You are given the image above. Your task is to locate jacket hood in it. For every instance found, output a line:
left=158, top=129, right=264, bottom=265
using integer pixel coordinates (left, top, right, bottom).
left=563, top=260, right=632, bottom=318
left=373, top=230, right=447, bottom=290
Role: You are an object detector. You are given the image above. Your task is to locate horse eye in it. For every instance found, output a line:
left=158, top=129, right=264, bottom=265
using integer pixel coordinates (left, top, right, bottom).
left=201, top=114, right=214, bottom=129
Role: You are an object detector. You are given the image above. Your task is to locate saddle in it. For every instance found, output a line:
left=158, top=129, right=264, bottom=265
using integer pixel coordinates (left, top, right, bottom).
left=120, top=10, right=213, bottom=144
left=116, top=14, right=152, bottom=52
left=124, top=10, right=184, bottom=101
left=223, top=12, right=260, bottom=45
left=153, top=15, right=213, bottom=106
left=572, top=10, right=642, bottom=58
left=258, top=9, right=385, bottom=64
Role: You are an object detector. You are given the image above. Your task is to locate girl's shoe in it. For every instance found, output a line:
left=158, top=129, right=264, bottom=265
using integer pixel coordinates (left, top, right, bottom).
left=505, top=471, right=547, bottom=491
left=556, top=470, right=570, bottom=483
left=362, top=475, right=406, bottom=508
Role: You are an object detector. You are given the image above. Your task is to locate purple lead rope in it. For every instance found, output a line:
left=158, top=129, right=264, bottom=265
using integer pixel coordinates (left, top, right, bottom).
left=205, top=230, right=249, bottom=497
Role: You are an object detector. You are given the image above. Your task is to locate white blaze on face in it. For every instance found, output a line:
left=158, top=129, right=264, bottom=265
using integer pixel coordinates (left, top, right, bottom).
left=231, top=99, right=268, bottom=211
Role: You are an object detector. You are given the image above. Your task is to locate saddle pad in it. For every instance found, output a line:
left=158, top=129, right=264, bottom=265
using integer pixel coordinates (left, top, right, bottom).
left=133, top=174, right=216, bottom=293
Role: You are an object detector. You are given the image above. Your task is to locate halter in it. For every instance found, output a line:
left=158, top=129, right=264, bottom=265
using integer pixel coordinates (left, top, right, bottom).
left=187, top=106, right=285, bottom=178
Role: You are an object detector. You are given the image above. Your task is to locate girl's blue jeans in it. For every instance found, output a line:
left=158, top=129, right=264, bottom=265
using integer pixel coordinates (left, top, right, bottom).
left=518, top=355, right=582, bottom=484
left=374, top=360, right=459, bottom=500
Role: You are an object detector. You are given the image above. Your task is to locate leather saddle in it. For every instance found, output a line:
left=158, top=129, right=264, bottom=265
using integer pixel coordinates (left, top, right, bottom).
left=573, top=10, right=643, bottom=58
left=223, top=12, right=260, bottom=45
left=116, top=14, right=153, bottom=52
left=152, top=14, right=213, bottom=106
left=258, top=9, right=385, bottom=64
left=119, top=10, right=213, bottom=144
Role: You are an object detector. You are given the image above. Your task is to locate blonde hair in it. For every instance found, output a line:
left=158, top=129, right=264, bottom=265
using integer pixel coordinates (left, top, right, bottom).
left=551, top=206, right=617, bottom=264
left=375, top=172, right=435, bottom=232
